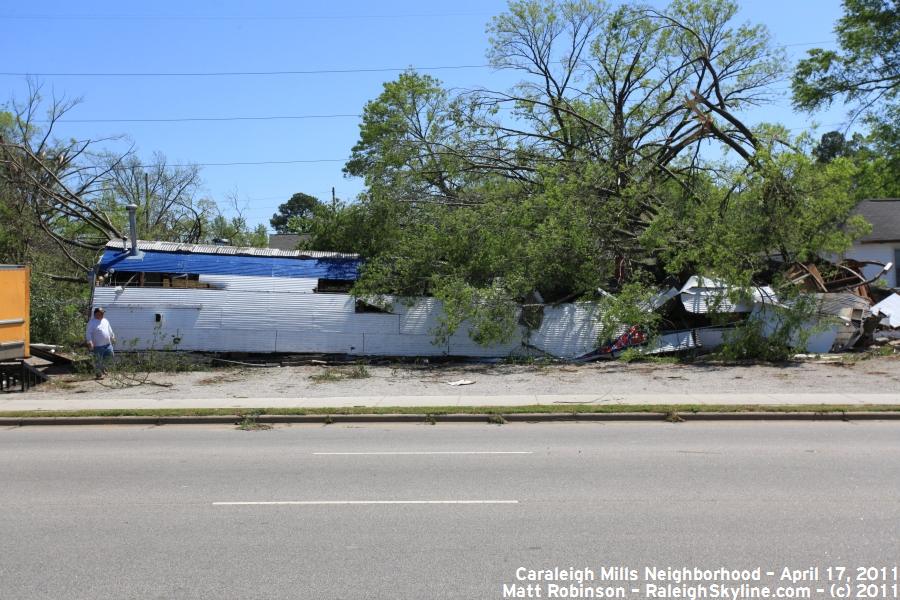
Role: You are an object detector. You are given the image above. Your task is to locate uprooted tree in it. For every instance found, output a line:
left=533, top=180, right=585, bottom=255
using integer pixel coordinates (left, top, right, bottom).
left=299, top=0, right=870, bottom=347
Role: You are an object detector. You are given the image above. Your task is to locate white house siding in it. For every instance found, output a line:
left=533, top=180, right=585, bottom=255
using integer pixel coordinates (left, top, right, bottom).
left=200, top=274, right=318, bottom=293
left=396, top=298, right=444, bottom=335
left=362, top=333, right=448, bottom=356
left=275, top=330, right=363, bottom=354
left=843, top=243, right=898, bottom=287
left=449, top=327, right=524, bottom=357
left=91, top=276, right=608, bottom=358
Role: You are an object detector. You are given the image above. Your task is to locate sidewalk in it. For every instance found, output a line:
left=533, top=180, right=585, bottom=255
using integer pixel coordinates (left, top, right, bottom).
left=1, top=393, right=898, bottom=412
left=7, top=356, right=899, bottom=413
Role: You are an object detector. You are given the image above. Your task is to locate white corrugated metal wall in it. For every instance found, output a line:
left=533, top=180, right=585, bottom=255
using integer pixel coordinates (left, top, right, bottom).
left=92, top=275, right=604, bottom=358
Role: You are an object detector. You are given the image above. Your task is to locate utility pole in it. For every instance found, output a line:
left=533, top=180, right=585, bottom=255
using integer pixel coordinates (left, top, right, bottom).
left=144, top=172, right=150, bottom=234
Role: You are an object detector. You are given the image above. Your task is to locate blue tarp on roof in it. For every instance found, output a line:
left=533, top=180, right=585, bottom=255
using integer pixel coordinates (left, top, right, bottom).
left=97, top=248, right=360, bottom=280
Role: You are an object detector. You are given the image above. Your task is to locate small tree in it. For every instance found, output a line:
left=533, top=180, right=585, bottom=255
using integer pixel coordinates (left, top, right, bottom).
left=269, top=192, right=322, bottom=233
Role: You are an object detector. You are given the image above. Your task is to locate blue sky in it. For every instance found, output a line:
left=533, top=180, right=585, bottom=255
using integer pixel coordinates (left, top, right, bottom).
left=2, top=0, right=848, bottom=230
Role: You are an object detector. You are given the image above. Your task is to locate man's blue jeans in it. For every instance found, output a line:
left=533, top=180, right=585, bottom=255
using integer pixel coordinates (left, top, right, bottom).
left=92, top=344, right=114, bottom=376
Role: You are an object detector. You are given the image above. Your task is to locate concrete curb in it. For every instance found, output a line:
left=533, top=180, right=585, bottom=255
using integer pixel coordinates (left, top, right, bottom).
left=1, top=411, right=899, bottom=426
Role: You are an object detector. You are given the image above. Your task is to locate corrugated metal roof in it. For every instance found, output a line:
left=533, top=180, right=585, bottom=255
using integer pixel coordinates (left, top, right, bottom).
left=105, top=239, right=358, bottom=259
left=97, top=247, right=360, bottom=280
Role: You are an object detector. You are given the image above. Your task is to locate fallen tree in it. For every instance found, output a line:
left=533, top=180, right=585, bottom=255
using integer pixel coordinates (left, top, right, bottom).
left=299, top=0, right=874, bottom=356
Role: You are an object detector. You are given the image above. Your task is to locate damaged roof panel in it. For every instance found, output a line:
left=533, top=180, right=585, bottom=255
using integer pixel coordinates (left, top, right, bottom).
left=105, top=239, right=358, bottom=260
left=679, top=276, right=777, bottom=314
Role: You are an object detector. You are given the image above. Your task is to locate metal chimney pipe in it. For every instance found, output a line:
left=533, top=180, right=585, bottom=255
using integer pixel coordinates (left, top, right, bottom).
left=126, top=204, right=139, bottom=256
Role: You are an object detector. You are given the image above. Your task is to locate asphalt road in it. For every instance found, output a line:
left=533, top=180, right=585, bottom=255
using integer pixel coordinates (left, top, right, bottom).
left=0, top=422, right=897, bottom=600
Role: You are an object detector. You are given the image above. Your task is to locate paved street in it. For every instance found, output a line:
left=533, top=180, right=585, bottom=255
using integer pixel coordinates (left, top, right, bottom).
left=0, top=422, right=898, bottom=599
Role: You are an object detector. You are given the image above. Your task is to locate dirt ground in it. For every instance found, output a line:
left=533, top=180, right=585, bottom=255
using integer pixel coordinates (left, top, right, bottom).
left=29, top=354, right=900, bottom=400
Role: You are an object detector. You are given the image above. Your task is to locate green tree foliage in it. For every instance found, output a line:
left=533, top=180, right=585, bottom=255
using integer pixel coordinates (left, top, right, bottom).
left=645, top=140, right=870, bottom=285
left=269, top=192, right=322, bottom=233
left=301, top=0, right=867, bottom=348
left=290, top=194, right=398, bottom=257
left=0, top=89, right=267, bottom=343
left=812, top=130, right=900, bottom=198
left=29, top=274, right=88, bottom=345
left=812, top=130, right=860, bottom=163
left=792, top=0, right=899, bottom=121
left=207, top=215, right=268, bottom=248
left=793, top=1, right=900, bottom=199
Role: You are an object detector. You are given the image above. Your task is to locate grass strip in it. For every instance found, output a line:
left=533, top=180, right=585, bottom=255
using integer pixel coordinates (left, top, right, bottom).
left=0, top=404, right=898, bottom=419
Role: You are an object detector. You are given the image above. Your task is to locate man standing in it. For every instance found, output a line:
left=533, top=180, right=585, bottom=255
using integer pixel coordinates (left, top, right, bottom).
left=86, top=307, right=116, bottom=379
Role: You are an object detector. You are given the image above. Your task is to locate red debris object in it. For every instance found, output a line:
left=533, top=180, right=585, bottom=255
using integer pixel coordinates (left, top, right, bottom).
left=597, top=325, right=648, bottom=355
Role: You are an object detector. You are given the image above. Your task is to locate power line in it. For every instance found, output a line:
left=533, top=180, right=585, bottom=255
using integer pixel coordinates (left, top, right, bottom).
left=781, top=40, right=837, bottom=47
left=0, top=65, right=491, bottom=78
left=0, top=12, right=491, bottom=21
left=240, top=194, right=297, bottom=202
left=0, top=40, right=837, bottom=79
left=142, top=118, right=850, bottom=168
left=47, top=113, right=361, bottom=123
left=134, top=158, right=347, bottom=168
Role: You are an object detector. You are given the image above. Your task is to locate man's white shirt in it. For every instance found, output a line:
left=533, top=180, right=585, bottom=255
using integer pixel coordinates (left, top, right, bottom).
left=86, top=317, right=115, bottom=347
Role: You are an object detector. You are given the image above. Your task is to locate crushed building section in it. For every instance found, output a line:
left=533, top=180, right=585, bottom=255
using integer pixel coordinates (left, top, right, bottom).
left=92, top=240, right=899, bottom=360
left=679, top=276, right=776, bottom=314
left=872, top=294, right=900, bottom=329
left=92, top=240, right=602, bottom=358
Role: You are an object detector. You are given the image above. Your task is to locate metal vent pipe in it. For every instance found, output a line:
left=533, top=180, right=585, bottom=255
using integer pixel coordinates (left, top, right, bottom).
left=126, top=204, right=139, bottom=256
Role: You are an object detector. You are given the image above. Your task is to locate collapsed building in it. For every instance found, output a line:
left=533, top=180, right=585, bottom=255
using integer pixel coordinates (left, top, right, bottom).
left=91, top=207, right=898, bottom=359
left=92, top=237, right=898, bottom=359
left=92, top=239, right=610, bottom=358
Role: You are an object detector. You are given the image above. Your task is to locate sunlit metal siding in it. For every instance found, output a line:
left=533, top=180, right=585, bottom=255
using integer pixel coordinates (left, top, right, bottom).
left=217, top=329, right=276, bottom=353
left=200, top=275, right=319, bottom=293
left=647, top=330, right=697, bottom=353
left=268, top=294, right=400, bottom=334
left=678, top=277, right=777, bottom=314
left=695, top=326, right=730, bottom=349
left=98, top=249, right=359, bottom=280
left=93, top=287, right=398, bottom=352
left=275, top=330, right=363, bottom=354
left=395, top=298, right=525, bottom=357
left=527, top=303, right=603, bottom=358
left=91, top=283, right=605, bottom=358
left=218, top=291, right=275, bottom=330
left=397, top=298, right=602, bottom=358
left=110, top=328, right=151, bottom=351
left=448, top=324, right=524, bottom=357
left=396, top=298, right=444, bottom=335
left=362, top=333, right=448, bottom=356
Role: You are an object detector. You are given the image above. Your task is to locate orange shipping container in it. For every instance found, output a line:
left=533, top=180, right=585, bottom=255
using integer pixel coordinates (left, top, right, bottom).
left=0, top=265, right=29, bottom=360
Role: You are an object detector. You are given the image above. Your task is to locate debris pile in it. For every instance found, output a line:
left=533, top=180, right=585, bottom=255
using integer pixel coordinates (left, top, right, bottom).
left=872, top=293, right=900, bottom=339
left=588, top=259, right=897, bottom=359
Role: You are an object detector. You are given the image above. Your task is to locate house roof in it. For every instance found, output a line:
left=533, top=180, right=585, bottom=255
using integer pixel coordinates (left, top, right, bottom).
left=853, top=199, right=900, bottom=243
left=98, top=240, right=360, bottom=280
left=267, top=233, right=310, bottom=251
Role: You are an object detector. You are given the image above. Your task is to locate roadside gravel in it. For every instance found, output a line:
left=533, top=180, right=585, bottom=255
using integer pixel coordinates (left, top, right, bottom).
left=29, top=355, right=900, bottom=400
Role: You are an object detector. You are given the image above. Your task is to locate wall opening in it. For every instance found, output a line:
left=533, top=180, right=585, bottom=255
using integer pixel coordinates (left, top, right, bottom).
left=315, top=279, right=354, bottom=293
